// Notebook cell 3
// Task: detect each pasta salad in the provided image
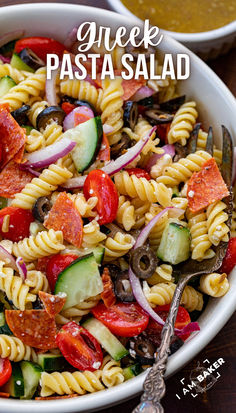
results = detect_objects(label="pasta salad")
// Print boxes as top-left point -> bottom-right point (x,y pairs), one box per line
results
0,33 -> 234,400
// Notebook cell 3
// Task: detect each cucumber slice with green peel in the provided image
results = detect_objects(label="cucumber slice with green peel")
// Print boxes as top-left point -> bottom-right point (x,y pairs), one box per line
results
123,364 -> 143,380
64,116 -> 103,172
37,353 -> 70,372
21,125 -> 34,135
77,246 -> 104,265
83,318 -> 129,361
157,222 -> 191,265
0,75 -> 16,98
55,253 -> 103,310
4,363 -> 24,398
10,53 -> 34,73
20,361 -> 42,399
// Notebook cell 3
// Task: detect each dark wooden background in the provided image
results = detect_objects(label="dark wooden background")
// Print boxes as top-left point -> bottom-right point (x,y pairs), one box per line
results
0,1 -> 235,412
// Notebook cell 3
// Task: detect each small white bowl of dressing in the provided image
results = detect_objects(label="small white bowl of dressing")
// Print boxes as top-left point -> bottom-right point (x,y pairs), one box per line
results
107,0 -> 236,59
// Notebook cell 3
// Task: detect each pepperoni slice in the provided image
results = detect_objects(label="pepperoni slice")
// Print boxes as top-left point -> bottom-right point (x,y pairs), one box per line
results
38,291 -> 66,317
101,267 -> 116,308
44,192 -> 83,248
5,310 -> 57,350
187,158 -> 229,213
0,109 -> 26,169
0,161 -> 33,198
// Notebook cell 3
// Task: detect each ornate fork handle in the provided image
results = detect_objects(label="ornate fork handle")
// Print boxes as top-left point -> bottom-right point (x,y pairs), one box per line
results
132,275 -> 192,413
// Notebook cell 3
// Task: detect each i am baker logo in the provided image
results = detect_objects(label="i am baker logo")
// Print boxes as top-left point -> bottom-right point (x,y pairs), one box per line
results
176,358 -> 225,400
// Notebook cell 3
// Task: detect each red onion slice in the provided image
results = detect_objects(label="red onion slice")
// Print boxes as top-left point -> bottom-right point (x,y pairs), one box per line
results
63,106 -> 94,131
24,137 -> 76,169
145,144 -> 175,172
46,67 -> 58,106
0,245 -> 18,272
128,207 -> 200,335
0,55 -> 11,64
64,27 -> 78,49
63,126 -> 157,189
131,86 -> 155,102
16,257 -> 27,280
0,30 -> 24,48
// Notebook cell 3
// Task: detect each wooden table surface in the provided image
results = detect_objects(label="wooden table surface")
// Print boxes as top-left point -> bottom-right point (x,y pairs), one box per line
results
1,1 -> 235,412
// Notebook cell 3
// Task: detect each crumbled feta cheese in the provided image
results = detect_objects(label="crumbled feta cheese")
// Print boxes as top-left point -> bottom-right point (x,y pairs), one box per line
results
92,361 -> 101,369
16,380 -> 21,386
188,190 -> 195,198
56,292 -> 67,298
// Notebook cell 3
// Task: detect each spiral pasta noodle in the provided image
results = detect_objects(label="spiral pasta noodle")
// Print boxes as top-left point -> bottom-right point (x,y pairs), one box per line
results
25,129 -> 45,153
143,281 -> 203,312
60,79 -> 103,112
67,193 -> 98,218
28,98 -> 49,128
206,201 -> 230,246
145,206 -> 168,250
12,229 -> 65,262
82,221 -> 107,248
0,67 -> 46,110
0,63 -> 31,84
200,273 -> 229,297
167,101 -> 198,146
156,150 -> 212,187
25,269 -> 50,294
56,295 -> 100,325
187,210 -> 215,261
116,195 -> 135,231
101,355 -> 124,388
11,164 -> 72,209
0,335 -> 37,362
0,271 -> 36,310
101,77 -> 124,145
134,117 -> 160,157
114,171 -> 172,205
150,154 -> 172,179
148,264 -> 173,285
104,232 -> 135,262
42,121 -> 63,145
131,198 -> 151,229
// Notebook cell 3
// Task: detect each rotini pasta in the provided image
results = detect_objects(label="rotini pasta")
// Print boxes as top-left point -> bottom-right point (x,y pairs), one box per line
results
200,273 -> 229,297
187,210 -> 215,261
28,98 -> 49,128
143,281 -> 203,312
56,295 -> 100,325
145,205 -> 168,250
0,335 -> 37,362
104,232 -> 135,262
148,264 -> 173,285
167,101 -> 198,146
60,79 -> 103,112
116,195 -> 135,231
114,171 -> 172,205
67,193 -> 98,218
0,63 -> 31,84
196,128 -> 222,165
25,129 -> 45,153
82,221 -> 107,248
101,77 -> 124,145
206,201 -> 230,246
25,269 -> 50,294
11,164 -> 72,209
12,229 -> 65,262
0,267 -> 36,310
101,355 -> 124,388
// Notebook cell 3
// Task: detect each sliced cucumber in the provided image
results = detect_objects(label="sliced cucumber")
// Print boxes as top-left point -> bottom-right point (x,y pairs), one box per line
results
0,75 -> 16,98
4,363 -> 24,398
20,361 -> 42,399
55,253 -> 103,310
64,116 -> 103,172
123,364 -> 143,381
78,246 -> 104,265
22,125 -> 34,135
83,318 -> 129,361
157,221 -> 191,265
37,353 -> 70,372
10,53 -> 34,73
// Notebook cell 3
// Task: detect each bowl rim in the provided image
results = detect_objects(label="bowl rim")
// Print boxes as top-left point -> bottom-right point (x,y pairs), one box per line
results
107,0 -> 236,42
0,3 -> 235,412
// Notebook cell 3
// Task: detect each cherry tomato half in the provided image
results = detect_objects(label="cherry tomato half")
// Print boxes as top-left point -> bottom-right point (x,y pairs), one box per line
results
0,358 -> 12,387
92,302 -> 149,337
220,237 -> 236,275
46,253 -> 78,291
83,170 -> 118,225
56,321 -> 103,371
0,207 -> 34,242
126,168 -> 151,180
145,305 -> 191,343
97,133 -> 110,162
14,37 -> 66,61
61,102 -> 76,115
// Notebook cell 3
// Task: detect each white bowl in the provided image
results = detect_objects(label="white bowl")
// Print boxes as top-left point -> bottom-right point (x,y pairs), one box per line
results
0,3 -> 235,413
107,0 -> 236,59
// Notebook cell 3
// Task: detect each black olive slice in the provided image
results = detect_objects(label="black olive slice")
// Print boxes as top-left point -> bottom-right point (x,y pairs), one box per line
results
19,48 -> 45,70
159,95 -> 186,113
125,44 -> 156,60
129,335 -> 156,364
11,105 -> 30,125
123,101 -> 138,130
101,264 -> 120,279
36,106 -> 66,130
130,245 -> 158,279
110,133 -> 133,160
115,271 -> 134,302
61,95 -> 76,104
145,109 -> 174,124
74,99 -> 97,116
32,197 -> 52,223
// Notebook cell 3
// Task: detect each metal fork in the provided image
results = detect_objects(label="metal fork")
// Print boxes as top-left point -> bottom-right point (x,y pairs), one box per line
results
132,125 -> 233,413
